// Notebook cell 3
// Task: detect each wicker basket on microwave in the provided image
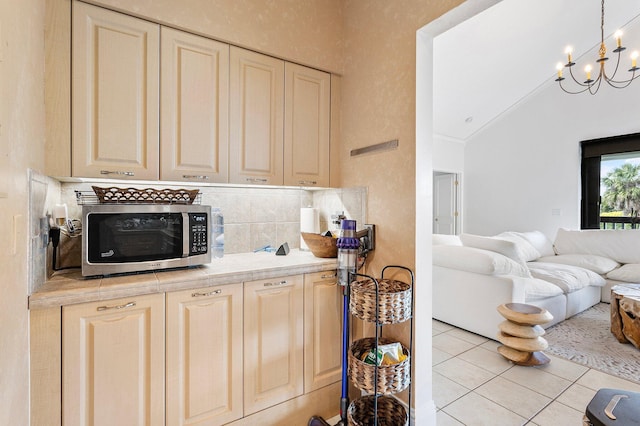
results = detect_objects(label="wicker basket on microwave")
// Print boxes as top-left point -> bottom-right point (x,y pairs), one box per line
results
347,395 -> 408,426
349,278 -> 411,324
91,186 -> 199,204
348,337 -> 411,395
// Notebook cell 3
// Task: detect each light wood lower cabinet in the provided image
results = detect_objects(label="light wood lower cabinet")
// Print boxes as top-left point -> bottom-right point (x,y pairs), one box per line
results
62,294 -> 165,426
52,271 -> 338,425
243,274 -> 304,415
303,271 -> 342,393
166,283 -> 243,426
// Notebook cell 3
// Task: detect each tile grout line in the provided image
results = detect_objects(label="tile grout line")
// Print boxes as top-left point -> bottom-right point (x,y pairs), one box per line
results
435,326 -> 590,424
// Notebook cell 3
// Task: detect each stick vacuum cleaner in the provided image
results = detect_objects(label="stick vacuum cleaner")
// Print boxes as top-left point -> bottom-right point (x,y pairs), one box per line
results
309,219 -> 359,426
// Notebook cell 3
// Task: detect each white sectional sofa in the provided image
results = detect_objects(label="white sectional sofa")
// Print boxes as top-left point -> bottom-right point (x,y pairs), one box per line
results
432,229 -> 640,340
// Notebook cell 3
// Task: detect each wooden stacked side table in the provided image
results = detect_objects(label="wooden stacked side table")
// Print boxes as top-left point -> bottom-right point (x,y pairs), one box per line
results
611,284 -> 640,350
496,303 -> 554,366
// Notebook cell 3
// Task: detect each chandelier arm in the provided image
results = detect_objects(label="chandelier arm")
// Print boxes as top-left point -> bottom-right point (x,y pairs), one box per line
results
603,50 -> 623,82
567,64 -> 591,87
604,73 -> 638,89
588,74 -> 603,95
558,79 -> 592,95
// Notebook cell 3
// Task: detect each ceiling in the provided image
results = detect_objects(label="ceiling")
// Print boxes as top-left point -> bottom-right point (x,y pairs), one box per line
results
433,0 -> 640,142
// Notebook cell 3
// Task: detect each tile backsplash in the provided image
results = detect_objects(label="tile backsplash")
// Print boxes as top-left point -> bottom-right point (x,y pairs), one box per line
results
29,177 -> 367,294
28,170 -> 61,295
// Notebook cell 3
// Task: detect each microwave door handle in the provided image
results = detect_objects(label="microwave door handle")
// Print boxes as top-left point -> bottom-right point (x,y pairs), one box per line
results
182,212 -> 190,257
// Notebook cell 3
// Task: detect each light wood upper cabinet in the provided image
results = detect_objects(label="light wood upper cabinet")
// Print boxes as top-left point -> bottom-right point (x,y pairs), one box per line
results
303,271 -> 342,393
62,294 -> 165,426
72,2 -> 160,180
166,283 -> 243,426
284,63 -> 331,187
160,28 -> 230,183
243,275 -> 304,415
229,47 -> 285,185
62,3 -> 334,185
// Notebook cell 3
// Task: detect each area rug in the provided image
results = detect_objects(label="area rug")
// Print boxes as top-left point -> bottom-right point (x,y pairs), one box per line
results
544,303 -> 640,384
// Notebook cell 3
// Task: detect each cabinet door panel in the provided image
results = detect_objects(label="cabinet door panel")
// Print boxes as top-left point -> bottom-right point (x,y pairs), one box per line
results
161,28 -> 229,183
72,2 -> 159,180
304,271 -> 342,393
166,284 -> 243,425
230,47 -> 284,185
284,63 -> 330,187
244,275 -> 303,415
62,294 -> 165,426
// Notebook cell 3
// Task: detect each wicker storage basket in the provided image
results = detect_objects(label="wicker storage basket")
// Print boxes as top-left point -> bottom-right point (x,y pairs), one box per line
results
348,337 -> 410,395
92,186 -> 199,204
349,278 -> 411,324
347,395 -> 408,426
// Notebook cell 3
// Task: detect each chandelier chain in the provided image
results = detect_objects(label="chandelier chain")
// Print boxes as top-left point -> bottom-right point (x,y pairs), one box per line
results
601,0 -> 605,43
599,0 -> 607,58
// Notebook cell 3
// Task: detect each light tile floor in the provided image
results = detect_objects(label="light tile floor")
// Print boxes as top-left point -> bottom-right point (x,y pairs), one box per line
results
433,319 -> 640,425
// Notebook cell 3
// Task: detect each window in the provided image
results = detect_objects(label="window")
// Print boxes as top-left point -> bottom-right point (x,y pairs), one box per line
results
581,133 -> 640,229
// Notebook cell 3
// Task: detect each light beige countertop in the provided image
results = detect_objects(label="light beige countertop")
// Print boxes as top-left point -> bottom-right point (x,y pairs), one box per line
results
29,250 -> 337,309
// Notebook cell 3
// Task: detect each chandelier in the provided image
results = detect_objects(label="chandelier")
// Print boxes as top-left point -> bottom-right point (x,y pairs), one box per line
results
555,0 -> 640,95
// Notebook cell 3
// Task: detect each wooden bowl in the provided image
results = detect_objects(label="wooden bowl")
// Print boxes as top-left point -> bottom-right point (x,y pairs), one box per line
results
301,232 -> 338,258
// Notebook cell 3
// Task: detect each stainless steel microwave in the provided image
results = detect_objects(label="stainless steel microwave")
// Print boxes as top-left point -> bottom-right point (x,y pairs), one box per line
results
81,204 -> 211,277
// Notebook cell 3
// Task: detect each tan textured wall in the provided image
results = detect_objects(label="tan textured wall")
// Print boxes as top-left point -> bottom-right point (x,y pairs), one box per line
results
340,0 -> 462,277
0,0 -> 46,423
87,0 -> 344,73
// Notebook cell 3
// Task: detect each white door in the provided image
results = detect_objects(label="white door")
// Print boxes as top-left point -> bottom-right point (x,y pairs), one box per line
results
433,172 -> 459,235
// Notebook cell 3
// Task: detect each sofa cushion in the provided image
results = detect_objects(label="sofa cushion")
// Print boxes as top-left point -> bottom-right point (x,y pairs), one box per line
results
460,233 -> 530,265
524,278 -> 564,301
528,262 -> 606,293
554,228 -> 640,264
512,231 -> 555,257
432,234 -> 462,246
497,232 -> 542,261
536,254 -> 620,275
606,263 -> 640,283
432,245 -> 530,277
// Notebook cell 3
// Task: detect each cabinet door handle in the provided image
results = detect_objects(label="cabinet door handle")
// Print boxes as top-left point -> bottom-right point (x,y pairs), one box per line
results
263,280 -> 288,287
183,175 -> 210,180
97,301 -> 136,311
298,180 -> 317,186
100,170 -> 135,176
321,273 -> 337,279
245,178 -> 268,183
192,289 -> 222,297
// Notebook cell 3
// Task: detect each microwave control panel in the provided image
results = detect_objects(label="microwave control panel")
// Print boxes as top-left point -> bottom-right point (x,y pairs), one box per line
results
189,212 -> 209,255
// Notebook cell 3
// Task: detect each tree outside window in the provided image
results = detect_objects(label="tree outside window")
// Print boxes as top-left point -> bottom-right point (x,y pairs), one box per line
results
600,154 -> 640,227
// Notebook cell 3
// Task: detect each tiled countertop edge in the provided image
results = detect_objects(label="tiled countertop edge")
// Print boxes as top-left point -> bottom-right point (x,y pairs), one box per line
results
29,250 -> 337,309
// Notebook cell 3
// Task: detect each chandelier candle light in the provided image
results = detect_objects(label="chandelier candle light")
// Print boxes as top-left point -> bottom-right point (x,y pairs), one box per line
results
555,0 -> 640,94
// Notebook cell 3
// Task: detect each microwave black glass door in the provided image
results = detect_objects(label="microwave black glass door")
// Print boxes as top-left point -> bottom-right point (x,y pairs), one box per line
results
87,213 -> 183,263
